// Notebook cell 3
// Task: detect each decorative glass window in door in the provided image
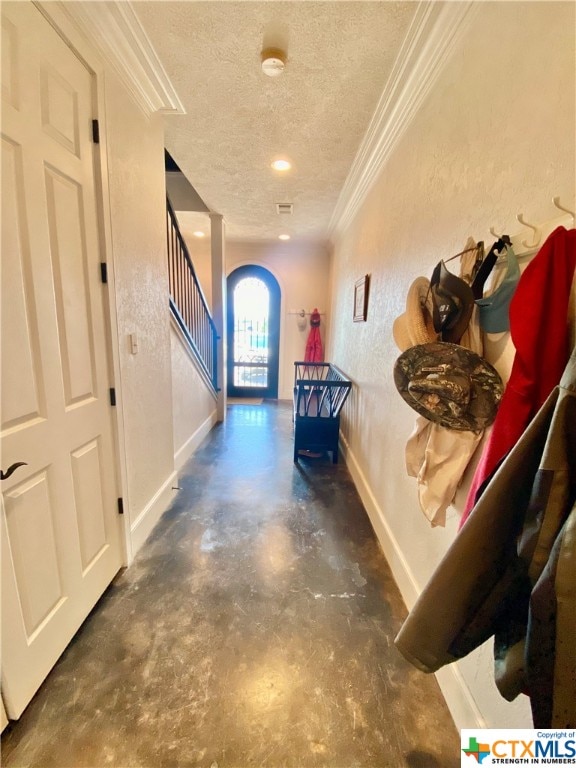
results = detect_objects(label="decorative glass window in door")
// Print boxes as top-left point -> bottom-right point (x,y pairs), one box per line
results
232,277 -> 269,388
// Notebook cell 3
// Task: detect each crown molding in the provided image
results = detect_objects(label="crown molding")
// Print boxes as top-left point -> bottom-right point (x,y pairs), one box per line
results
51,0 -> 185,116
328,0 -> 479,241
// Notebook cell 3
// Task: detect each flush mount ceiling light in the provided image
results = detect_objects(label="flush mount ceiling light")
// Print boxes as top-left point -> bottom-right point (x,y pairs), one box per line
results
261,47 -> 286,77
271,159 -> 291,172
193,231 -> 205,238
278,234 -> 290,241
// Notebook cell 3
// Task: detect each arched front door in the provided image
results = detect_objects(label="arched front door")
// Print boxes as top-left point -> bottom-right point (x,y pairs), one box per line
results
227,265 -> 280,399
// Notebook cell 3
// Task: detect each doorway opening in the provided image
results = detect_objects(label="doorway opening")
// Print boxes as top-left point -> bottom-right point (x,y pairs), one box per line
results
226,265 -> 280,399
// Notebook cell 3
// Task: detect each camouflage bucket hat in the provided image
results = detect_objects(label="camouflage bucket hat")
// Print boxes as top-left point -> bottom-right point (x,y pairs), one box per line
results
393,342 -> 503,431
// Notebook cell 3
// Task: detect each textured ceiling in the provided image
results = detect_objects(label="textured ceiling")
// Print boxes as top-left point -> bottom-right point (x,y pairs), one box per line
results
133,1 -> 418,245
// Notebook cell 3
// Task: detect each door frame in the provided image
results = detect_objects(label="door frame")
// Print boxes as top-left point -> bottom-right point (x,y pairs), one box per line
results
226,264 -> 281,399
35,0 -> 187,564
34,2 -> 132,563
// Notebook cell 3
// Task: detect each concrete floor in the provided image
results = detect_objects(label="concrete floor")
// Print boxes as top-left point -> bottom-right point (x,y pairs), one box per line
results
2,401 -> 460,768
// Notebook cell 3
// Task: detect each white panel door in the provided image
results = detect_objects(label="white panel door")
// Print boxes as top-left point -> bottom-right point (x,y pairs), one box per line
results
1,2 -> 123,718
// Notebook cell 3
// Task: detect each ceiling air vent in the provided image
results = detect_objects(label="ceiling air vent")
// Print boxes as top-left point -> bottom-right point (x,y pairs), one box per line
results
276,203 -> 293,215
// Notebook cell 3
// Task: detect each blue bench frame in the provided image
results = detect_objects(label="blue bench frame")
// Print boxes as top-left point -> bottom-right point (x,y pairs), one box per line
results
293,362 -> 352,464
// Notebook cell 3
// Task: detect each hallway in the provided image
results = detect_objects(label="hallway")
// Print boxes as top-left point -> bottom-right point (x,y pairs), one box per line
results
1,402 -> 460,768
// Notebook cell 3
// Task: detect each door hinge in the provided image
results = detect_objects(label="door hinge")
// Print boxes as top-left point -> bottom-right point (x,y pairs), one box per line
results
92,119 -> 100,144
117,497 -> 124,515
100,262 -> 108,284
109,387 -> 116,406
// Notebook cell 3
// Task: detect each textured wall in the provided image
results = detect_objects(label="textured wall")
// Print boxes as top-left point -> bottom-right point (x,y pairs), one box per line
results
104,74 -> 175,534
182,229 -> 213,310
170,322 -> 217,465
226,241 -> 331,400
328,1 -> 575,729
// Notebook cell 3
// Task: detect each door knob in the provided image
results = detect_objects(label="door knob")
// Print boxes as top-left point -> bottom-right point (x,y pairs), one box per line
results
1,462 -> 28,480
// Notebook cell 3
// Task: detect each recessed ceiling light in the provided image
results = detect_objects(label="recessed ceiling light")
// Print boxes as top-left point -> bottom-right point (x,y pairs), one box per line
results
271,159 -> 291,172
193,231 -> 205,238
278,234 -> 290,241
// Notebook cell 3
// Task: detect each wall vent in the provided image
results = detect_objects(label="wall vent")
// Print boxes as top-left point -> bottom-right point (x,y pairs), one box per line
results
276,203 -> 293,215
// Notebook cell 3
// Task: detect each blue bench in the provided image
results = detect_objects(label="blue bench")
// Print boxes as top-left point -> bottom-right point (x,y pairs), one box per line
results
293,362 -> 352,464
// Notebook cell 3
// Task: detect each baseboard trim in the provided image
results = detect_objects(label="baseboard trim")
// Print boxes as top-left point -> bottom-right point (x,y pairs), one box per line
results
435,665 -> 486,731
1,698 -> 8,733
129,470 -> 177,558
339,433 -> 420,608
174,410 -> 217,471
339,433 -> 485,730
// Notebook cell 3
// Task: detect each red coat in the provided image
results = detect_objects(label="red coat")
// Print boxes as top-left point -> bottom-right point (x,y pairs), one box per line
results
461,227 -> 576,526
304,309 -> 324,363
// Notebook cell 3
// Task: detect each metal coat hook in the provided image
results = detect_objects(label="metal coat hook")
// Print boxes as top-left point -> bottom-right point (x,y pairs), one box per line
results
489,225 -> 503,239
516,213 -> 541,250
296,309 -> 307,330
553,196 -> 575,223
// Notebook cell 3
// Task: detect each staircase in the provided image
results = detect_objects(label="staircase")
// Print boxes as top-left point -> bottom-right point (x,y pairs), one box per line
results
166,197 -> 218,392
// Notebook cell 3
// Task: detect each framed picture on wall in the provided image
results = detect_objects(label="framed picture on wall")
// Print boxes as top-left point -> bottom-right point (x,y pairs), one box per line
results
353,275 -> 370,322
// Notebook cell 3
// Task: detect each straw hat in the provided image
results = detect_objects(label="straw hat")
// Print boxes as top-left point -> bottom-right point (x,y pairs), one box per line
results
393,277 -> 438,352
393,342 -> 503,431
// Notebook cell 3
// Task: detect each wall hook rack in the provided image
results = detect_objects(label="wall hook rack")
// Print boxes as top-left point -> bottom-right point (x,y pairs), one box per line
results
552,196 -> 575,223
516,212 -> 541,250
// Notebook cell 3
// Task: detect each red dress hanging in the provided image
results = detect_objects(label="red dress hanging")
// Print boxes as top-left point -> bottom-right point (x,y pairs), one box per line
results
304,308 -> 324,363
